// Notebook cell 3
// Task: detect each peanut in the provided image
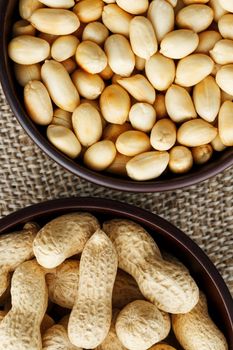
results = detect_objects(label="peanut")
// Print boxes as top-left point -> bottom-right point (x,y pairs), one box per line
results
102,4 -> 132,37
30,9 -> 80,35
147,0 -> 175,43
218,101 -> 233,146
216,64 -> 233,95
52,109 -> 72,129
192,144 -> 213,164
193,76 -> 221,123
209,0 -> 227,21
0,223 -> 39,297
165,84 -> 197,123
0,260 -> 48,350
135,56 -> 146,71
104,34 -> 135,77
42,324 -> 82,350
68,229 -> 118,349
72,103 -> 102,147
169,146 -> 193,173
150,119 -> 176,151
117,75 -> 156,104
129,16 -> 158,60
145,53 -> 176,91
178,119 -> 217,147
218,14 -> 233,40
211,133 -> 227,151
41,60 -> 80,112
12,19 -> 36,37
76,41 -> 107,74
116,130 -> 151,156
14,63 -> 41,87
126,151 -> 169,180
19,0 -> 43,20
103,219 -> 199,313
82,22 -> 109,45
103,123 -> 132,142
115,300 -> 171,350
160,29 -> 199,59
176,4 -> 214,32
116,0 -> 149,14
8,35 -> 50,65
73,0 -> 104,23
210,39 -> 233,65
129,103 -> 156,132
172,292 -> 228,350
175,54 -> 214,87
46,260 -> 79,309
24,80 -> 53,125
106,153 -> 132,176
47,125 -> 81,158
84,140 -> 117,171
154,94 -> 167,119
218,0 -> 233,12
72,70 -> 105,100
51,35 -> 79,62
33,213 -> 100,268
38,0 -> 75,7
196,31 -> 222,54
150,345 -> 176,350
100,84 -> 131,124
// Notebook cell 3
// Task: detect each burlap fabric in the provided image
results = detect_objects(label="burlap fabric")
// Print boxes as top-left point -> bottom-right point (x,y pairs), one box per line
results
0,84 -> 232,294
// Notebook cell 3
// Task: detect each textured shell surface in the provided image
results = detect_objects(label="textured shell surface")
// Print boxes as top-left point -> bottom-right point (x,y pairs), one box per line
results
42,324 -> 82,350
0,260 -> 48,350
115,300 -> 171,350
172,292 -> 228,350
95,308 -> 127,350
68,229 -> 118,349
33,212 -> 100,268
113,269 -> 145,309
103,219 -> 199,313
46,260 -> 79,309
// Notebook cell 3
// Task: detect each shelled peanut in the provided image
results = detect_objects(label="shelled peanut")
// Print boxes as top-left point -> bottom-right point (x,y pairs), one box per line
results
8,0 -> 233,181
0,213 -> 228,349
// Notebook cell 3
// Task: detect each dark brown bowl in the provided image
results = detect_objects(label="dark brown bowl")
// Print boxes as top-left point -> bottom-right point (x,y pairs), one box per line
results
0,197 -> 232,347
1,1 -> 233,192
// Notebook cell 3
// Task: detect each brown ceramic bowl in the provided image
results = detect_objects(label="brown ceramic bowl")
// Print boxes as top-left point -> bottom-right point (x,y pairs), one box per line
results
1,1 -> 233,192
0,197 -> 232,347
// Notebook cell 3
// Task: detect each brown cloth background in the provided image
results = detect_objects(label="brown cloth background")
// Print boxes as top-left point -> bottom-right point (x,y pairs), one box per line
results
0,84 -> 232,294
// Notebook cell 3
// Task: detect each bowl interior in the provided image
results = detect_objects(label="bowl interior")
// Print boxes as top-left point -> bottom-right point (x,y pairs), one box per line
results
0,198 -> 232,346
0,0 -> 233,192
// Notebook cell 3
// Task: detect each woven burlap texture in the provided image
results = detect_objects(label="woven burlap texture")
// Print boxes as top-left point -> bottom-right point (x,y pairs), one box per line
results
0,84 -> 232,294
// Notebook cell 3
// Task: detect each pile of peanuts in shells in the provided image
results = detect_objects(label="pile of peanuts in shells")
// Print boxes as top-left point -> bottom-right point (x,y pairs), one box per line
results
8,0 -> 233,181
0,213 -> 229,349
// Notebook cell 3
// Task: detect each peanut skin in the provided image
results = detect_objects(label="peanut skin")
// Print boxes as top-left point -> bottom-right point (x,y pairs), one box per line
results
0,222 -> 39,297
33,213 -> 100,268
0,260 -> 48,350
172,292 -> 228,350
103,219 -> 199,313
68,229 -> 118,349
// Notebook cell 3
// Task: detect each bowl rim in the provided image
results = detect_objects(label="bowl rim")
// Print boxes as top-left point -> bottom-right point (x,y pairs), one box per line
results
1,2 -> 233,192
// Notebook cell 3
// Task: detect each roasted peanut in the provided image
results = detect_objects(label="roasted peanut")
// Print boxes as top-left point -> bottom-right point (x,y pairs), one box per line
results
106,153 -> 131,176
216,64 -> 233,95
176,4 -> 214,32
104,34 -> 135,77
150,119 -> 176,151
68,229 -> 118,349
0,260 -> 48,350
169,146 -> 193,173
196,31 -> 222,54
209,0 -> 227,21
41,60 -> 80,112
33,213 -> 100,268
72,70 -> 105,100
147,0 -> 175,43
19,0 -> 43,20
14,63 -> 41,87
12,19 -> 36,37
72,103 -> 102,147
73,0 -> 104,23
210,39 -> 233,65
102,4 -> 132,37
172,292 -> 228,350
192,144 -> 213,165
30,8 -> 80,35
82,22 -> 109,45
38,0 -> 75,7
100,84 -> 131,124
218,0 -> 233,12
218,14 -> 233,40
177,119 -> 217,147
51,35 -> 79,62
103,219 -> 199,313
165,84 -> 197,123
76,41 -> 107,74
8,35 -> 50,65
129,103 -> 156,132
116,0 -> 149,14
24,80 -> 53,125
154,94 -> 167,119
84,140 -> 117,171
211,134 -> 227,151
103,123 -> 132,142
126,151 -> 170,180
117,74 -> 156,104
145,53 -> 175,91
116,300 -> 171,350
218,101 -> 233,146
47,125 -> 81,158
116,130 -> 151,156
